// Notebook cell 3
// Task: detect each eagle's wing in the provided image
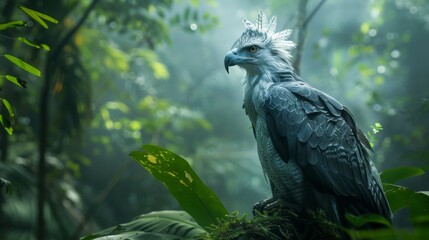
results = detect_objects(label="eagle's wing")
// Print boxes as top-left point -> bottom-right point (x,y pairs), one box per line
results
263,80 -> 391,220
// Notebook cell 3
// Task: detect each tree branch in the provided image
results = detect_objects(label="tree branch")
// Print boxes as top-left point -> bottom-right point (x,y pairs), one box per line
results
292,0 -> 308,74
293,0 -> 327,74
303,0 -> 327,28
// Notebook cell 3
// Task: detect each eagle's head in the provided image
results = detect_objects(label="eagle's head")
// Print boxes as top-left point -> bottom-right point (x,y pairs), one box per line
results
224,11 -> 295,76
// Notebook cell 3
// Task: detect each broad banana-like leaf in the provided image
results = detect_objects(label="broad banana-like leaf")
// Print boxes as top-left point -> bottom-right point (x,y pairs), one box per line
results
130,145 -> 228,229
81,210 -> 205,240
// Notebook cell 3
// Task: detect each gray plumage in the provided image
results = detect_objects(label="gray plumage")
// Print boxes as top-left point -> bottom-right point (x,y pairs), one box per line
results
224,12 -> 392,226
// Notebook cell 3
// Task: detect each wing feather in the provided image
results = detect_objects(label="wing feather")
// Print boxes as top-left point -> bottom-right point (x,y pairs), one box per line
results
263,81 -> 392,220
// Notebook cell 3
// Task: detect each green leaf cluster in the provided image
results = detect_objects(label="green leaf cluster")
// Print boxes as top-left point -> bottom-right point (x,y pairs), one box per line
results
381,167 -> 428,227
345,167 -> 429,239
18,6 -> 58,29
367,122 -> 383,148
0,5 -> 57,135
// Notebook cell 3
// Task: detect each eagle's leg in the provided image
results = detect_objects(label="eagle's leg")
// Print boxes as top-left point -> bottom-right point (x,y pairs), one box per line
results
253,197 -> 299,215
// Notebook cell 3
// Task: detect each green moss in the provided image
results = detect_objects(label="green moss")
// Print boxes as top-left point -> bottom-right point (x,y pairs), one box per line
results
195,210 -> 343,240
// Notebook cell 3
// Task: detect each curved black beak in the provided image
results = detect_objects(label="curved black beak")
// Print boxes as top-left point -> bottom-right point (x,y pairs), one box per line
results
224,49 -> 238,74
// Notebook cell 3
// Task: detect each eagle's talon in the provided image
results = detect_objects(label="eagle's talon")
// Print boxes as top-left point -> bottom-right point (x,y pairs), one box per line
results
253,197 -> 277,215
253,198 -> 298,216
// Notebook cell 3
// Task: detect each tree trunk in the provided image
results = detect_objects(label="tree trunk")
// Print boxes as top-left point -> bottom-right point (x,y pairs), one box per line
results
36,1 -> 100,239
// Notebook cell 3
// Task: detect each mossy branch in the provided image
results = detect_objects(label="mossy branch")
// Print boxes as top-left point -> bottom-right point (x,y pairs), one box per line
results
196,209 -> 343,240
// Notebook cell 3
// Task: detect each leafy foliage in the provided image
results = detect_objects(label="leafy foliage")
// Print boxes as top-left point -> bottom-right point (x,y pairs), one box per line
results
367,122 -> 383,148
0,5 -> 56,135
345,166 -> 429,239
383,183 -> 416,213
379,167 -> 426,214
130,145 -> 228,229
0,159 -> 83,239
81,211 -> 205,240
18,6 -> 58,29
84,145 -> 429,239
380,166 -> 425,184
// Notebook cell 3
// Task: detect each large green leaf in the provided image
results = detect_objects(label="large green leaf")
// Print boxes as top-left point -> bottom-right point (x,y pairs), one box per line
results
410,191 -> 429,228
130,145 -> 228,229
81,210 -> 206,240
380,167 -> 425,184
383,183 -> 415,213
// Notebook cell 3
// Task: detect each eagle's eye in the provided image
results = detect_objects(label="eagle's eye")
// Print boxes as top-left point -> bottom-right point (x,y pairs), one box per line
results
248,45 -> 258,53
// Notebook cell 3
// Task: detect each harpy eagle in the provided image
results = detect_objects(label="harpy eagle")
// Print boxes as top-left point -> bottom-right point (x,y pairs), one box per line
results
224,12 -> 392,226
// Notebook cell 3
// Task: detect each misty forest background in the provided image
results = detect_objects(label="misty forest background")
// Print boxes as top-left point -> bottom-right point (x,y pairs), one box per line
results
1,0 -> 428,239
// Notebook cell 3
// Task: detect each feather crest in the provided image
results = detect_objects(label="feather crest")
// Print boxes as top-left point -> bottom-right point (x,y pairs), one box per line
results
236,12 -> 295,63
239,11 -> 294,45
242,11 -> 289,38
